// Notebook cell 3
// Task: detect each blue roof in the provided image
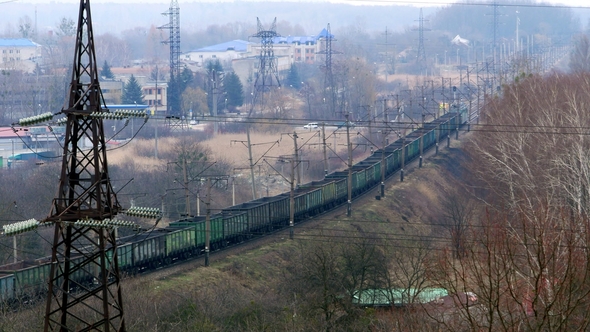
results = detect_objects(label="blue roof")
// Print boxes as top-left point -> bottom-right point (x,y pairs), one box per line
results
0,38 -> 37,47
272,29 -> 334,45
317,28 -> 334,39
194,40 -> 250,52
105,104 -> 149,110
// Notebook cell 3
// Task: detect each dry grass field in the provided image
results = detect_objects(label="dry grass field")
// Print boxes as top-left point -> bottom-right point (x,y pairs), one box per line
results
108,122 -> 372,190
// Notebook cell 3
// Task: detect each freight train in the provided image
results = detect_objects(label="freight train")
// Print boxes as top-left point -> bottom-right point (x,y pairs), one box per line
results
0,106 -> 468,304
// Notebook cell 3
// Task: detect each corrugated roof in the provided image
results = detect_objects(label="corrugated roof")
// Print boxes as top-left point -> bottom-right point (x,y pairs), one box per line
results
194,40 -> 250,53
352,288 -> 449,307
0,38 -> 38,47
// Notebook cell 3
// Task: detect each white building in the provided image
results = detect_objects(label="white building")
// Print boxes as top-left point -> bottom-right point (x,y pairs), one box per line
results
183,40 -> 250,69
0,39 -> 41,72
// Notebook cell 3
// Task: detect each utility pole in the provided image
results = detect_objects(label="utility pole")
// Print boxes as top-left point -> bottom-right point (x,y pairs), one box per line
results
292,132 -> 301,186
232,136 -> 279,200
154,65 -> 159,159
183,157 -> 190,217
212,69 -> 219,136
380,126 -> 387,198
289,159 -> 295,239
346,113 -> 352,217
322,123 -> 329,176
246,127 -> 257,199
205,177 -> 211,266
400,129 -> 406,182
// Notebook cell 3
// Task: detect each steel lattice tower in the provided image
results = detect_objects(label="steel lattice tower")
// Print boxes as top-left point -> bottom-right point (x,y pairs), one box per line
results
317,23 -> 339,115
414,8 -> 430,74
158,0 -> 181,118
249,17 -> 280,113
43,0 -> 125,330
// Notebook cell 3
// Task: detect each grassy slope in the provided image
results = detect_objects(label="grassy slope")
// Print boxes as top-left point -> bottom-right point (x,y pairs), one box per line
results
118,140 -> 472,331
5,139 -> 471,331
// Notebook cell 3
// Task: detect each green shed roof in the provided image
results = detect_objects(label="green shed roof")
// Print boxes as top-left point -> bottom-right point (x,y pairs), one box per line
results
352,288 -> 448,307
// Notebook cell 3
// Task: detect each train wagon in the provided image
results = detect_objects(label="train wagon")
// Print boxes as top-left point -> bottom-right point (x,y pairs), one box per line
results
223,201 -> 271,235
300,179 -> 337,210
281,186 -> 323,222
116,241 -> 134,273
357,157 -> 382,188
0,273 -> 14,302
251,196 -> 289,229
165,227 -> 196,263
170,215 -> 225,250
132,229 -> 169,269
3,261 -> 51,299
222,211 -> 248,243
325,171 -> 350,205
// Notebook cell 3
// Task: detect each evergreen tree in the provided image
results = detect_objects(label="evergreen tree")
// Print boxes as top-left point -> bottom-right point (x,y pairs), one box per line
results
286,64 -> 302,89
122,75 -> 144,104
101,60 -> 115,79
224,72 -> 244,109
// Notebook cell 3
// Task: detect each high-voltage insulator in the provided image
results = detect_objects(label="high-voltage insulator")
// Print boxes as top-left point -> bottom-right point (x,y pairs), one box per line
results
55,117 -> 68,126
90,110 -> 147,120
18,112 -> 54,126
125,206 -> 161,219
73,218 -> 140,230
3,218 -> 40,236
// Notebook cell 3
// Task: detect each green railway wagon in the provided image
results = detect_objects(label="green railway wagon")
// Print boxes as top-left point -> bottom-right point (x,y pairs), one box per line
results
421,124 -> 437,150
222,211 -> 248,242
116,242 -> 134,272
325,172 -> 349,204
166,227 -> 195,260
6,261 -> 51,298
192,215 -> 224,249
251,196 -> 289,228
351,168 -> 366,194
304,187 -> 323,216
0,273 -> 14,302
169,215 -> 225,249
357,157 -> 382,187
301,180 -> 336,208
404,136 -> 421,161
287,186 -> 323,221
224,201 -> 271,234
133,230 -> 168,268
384,141 -> 404,170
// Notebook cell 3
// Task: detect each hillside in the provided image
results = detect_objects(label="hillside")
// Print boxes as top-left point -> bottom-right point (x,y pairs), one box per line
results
1,136 -> 472,331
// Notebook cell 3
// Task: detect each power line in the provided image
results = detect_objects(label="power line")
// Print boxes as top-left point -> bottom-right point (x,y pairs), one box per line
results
343,0 -> 590,9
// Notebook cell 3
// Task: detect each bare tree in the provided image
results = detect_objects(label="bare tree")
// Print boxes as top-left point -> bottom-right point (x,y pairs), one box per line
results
441,190 -> 474,259
569,34 -> 590,73
430,72 -> 590,331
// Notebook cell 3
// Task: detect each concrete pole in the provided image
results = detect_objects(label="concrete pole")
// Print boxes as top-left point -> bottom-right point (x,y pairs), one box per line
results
322,123 -> 328,176
247,126 -> 257,200
346,114 -> 353,217
289,160 -> 295,239
205,178 -> 211,266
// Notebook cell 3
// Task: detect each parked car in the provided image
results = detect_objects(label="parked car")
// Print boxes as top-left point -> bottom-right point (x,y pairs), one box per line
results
303,122 -> 318,129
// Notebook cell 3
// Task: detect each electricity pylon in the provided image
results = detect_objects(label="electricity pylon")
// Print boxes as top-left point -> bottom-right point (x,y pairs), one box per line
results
43,0 -> 126,330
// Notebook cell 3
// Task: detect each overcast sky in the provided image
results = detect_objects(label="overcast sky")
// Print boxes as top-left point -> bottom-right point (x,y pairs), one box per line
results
5,0 -> 590,7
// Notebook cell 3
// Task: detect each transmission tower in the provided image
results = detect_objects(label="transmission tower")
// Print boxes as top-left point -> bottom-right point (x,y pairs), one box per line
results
159,0 -> 184,129
414,8 -> 430,75
317,23 -> 340,116
488,0 -> 501,71
249,17 -> 281,114
42,0 -> 126,330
